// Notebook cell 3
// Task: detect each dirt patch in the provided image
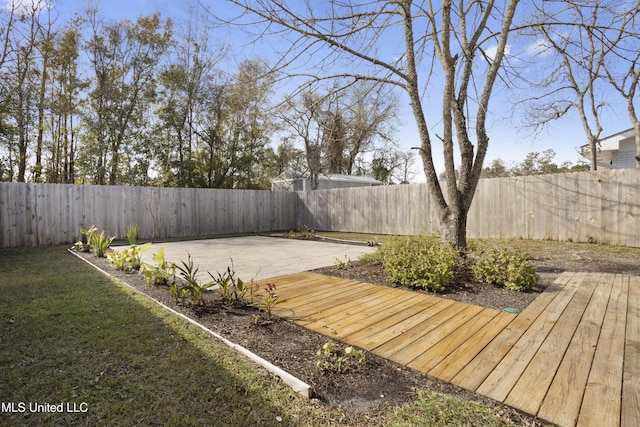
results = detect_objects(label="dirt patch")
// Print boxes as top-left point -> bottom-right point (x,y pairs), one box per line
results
72,241 -> 640,426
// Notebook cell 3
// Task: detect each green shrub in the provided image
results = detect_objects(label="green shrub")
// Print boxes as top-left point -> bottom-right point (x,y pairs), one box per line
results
359,249 -> 384,265
80,225 -> 97,250
472,248 -> 539,291
370,235 -> 460,292
503,252 -> 539,291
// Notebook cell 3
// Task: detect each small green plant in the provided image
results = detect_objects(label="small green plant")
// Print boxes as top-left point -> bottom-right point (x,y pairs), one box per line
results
345,346 -> 367,364
73,225 -> 98,252
210,261 -> 248,304
126,224 -> 139,245
258,283 -> 280,320
174,254 -> 214,307
169,281 -> 187,305
316,342 -> 367,373
368,235 -> 460,292
130,242 -> 151,270
78,225 -> 115,257
107,243 -> 151,271
107,249 -> 128,270
142,248 -> 176,286
92,229 -> 115,258
333,255 -> 351,269
472,247 -> 539,291
81,225 -> 97,245
71,241 -> 87,252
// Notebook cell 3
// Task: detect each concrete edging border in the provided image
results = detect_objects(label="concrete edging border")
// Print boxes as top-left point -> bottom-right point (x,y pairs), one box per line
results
68,249 -> 312,398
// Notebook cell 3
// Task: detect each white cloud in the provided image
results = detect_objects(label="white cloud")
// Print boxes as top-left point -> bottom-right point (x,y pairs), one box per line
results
525,39 -> 553,57
485,44 -> 511,61
1,0 -> 50,14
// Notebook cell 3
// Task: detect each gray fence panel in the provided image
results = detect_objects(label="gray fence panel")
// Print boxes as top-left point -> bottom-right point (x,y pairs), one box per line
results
2,169 -> 640,248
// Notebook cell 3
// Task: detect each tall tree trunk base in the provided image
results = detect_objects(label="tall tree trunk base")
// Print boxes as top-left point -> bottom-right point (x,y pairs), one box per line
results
441,210 -> 468,249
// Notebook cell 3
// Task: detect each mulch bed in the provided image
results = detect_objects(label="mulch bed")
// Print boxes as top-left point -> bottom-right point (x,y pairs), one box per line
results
72,248 -> 553,426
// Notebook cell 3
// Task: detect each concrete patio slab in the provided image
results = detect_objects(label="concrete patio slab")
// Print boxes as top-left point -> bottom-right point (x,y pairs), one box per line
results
137,235 -> 375,282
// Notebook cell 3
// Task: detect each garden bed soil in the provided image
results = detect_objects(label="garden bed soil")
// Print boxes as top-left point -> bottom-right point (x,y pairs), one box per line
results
73,242 -> 640,426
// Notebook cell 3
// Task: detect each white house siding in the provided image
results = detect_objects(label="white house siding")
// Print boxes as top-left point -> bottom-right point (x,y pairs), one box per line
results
610,139 -> 637,169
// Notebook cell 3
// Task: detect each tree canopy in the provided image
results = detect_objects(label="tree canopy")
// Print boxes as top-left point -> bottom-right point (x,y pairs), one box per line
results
0,1 -> 403,188
482,149 -> 590,178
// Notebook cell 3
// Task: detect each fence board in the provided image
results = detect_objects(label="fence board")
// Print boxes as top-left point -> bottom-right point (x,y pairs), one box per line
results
294,169 -> 640,248
0,183 -> 298,247
2,168 -> 640,248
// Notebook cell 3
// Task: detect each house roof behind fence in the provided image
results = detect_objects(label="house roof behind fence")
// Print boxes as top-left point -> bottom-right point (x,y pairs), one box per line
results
271,170 -> 382,185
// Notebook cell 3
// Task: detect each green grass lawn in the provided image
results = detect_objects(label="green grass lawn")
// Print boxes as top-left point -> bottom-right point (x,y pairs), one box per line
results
0,245 -> 522,426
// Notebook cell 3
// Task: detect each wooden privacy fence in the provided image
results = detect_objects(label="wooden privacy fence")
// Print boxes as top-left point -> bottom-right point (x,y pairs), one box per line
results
0,184 -> 296,247
296,168 -> 640,248
1,168 -> 639,248
296,183 -> 440,236
468,169 -> 640,246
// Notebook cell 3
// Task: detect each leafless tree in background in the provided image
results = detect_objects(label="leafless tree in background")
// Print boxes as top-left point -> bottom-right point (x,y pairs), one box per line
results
224,0 -> 519,248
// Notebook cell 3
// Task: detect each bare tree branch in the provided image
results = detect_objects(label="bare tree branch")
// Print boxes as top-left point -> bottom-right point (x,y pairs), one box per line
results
218,0 -> 520,247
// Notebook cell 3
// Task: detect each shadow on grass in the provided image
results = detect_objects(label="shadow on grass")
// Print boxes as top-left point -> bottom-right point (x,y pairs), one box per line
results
0,246 -> 331,426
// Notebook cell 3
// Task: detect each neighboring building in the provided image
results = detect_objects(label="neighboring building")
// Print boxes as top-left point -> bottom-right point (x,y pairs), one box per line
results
580,128 -> 638,169
271,170 -> 383,191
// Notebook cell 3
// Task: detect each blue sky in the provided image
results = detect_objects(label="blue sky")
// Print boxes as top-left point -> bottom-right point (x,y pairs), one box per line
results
17,0 -> 636,180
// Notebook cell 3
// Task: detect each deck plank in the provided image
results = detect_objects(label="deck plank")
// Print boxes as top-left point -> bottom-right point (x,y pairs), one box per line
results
340,295 -> 443,350
504,273 -> 602,415
274,284 -> 363,311
299,288 -> 416,335
387,304 -> 485,366
276,282 -> 379,312
429,311 -> 515,381
270,277 -> 361,302
269,281 -> 368,319
476,272 -> 588,402
578,274 -> 628,427
373,301 -> 467,359
292,285 -> 406,320
331,294 -> 427,339
451,272 -> 573,391
259,271 -> 338,289
298,292 -> 411,333
408,307 -> 503,372
260,277 -> 354,306
622,275 -> 640,427
537,273 -> 614,426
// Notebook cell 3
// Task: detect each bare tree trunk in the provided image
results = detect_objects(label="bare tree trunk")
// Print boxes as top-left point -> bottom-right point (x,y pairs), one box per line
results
589,135 -> 598,171
626,85 -> 640,168
68,116 -> 75,183
35,59 -> 48,182
633,121 -> 640,168
442,208 -> 468,249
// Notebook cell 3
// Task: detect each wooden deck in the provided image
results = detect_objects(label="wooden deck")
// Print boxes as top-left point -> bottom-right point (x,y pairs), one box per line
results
257,271 -> 639,427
